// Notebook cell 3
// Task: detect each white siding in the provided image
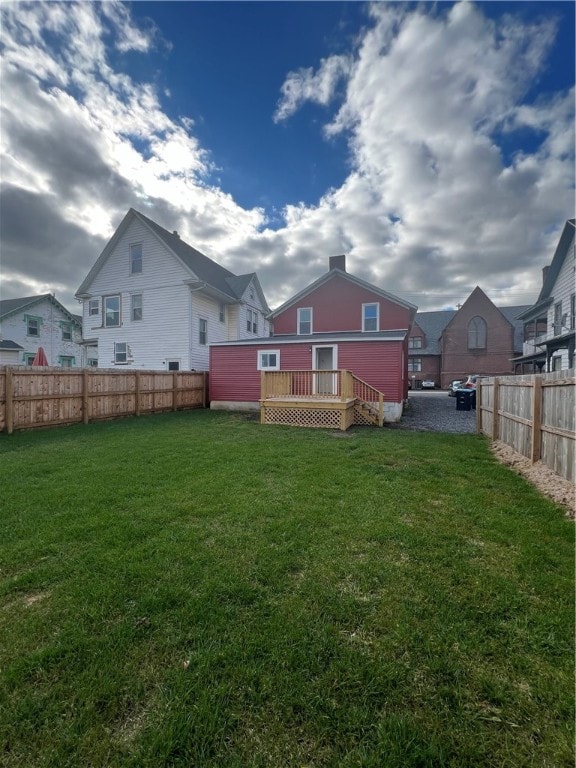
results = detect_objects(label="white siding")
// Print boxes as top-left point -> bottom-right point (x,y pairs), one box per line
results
0,299 -> 83,366
546,232 -> 575,370
237,279 -> 271,340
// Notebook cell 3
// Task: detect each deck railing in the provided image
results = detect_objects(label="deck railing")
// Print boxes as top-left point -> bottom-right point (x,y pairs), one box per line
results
261,370 -> 384,426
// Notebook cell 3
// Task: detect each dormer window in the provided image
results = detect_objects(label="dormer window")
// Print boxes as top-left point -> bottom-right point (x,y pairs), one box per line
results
130,243 -> 142,274
362,303 -> 379,332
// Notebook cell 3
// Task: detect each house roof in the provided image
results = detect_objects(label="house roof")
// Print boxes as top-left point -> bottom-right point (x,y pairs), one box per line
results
269,267 -> 418,320
0,294 -> 81,325
410,302 -> 530,356
0,339 -> 24,350
76,208 -> 270,311
517,219 -> 575,321
211,330 -> 408,346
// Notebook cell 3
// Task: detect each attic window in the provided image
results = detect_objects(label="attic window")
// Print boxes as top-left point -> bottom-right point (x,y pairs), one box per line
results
24,315 -> 42,336
468,316 -> 486,349
60,322 -> 73,341
297,308 -> 312,335
130,243 -> 142,274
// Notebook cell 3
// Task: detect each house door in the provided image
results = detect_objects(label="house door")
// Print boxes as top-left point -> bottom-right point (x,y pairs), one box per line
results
313,346 -> 337,395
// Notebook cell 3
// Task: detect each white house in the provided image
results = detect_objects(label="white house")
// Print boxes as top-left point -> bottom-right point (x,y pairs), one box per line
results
75,208 -> 270,371
514,219 -> 575,372
0,294 -> 84,367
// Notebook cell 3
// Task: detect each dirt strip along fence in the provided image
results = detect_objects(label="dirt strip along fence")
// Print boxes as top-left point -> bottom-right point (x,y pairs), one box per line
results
0,367 -> 208,434
477,369 -> 575,483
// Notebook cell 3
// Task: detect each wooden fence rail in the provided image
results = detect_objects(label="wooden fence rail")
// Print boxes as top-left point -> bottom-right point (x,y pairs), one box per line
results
477,369 -> 575,482
0,367 -> 208,434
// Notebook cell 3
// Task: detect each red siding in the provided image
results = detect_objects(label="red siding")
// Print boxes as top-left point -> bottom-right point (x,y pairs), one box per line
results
210,340 -> 404,404
274,274 -> 411,335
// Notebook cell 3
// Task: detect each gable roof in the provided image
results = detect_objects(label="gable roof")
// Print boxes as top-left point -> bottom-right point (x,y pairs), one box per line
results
0,339 -> 24,350
0,294 -> 81,325
517,219 -> 575,321
76,208 -> 269,309
269,267 -> 418,320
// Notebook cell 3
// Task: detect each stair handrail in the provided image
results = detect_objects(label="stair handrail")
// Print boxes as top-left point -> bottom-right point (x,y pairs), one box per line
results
350,373 -> 385,426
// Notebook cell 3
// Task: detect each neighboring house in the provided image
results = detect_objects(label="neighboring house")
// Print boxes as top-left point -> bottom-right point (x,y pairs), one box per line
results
513,219 -> 575,373
210,255 -> 417,421
75,208 -> 270,370
0,294 -> 83,367
408,289 -> 529,388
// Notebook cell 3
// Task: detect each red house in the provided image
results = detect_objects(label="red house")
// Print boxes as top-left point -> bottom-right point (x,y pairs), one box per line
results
210,256 -> 417,425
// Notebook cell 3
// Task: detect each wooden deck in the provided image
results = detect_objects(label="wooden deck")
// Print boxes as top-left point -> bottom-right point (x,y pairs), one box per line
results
260,371 -> 384,430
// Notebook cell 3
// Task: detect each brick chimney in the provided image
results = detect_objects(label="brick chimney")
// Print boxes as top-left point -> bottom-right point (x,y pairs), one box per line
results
542,265 -> 550,285
329,254 -> 346,272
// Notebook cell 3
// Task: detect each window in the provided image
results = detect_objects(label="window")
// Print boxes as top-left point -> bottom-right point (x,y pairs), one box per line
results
131,294 -> 143,321
89,299 -> 99,316
114,342 -> 128,364
408,358 -> 422,372
58,356 -> 75,368
104,295 -> 121,327
87,358 -> 98,368
257,350 -> 280,370
247,309 -> 258,334
468,316 -> 486,349
297,307 -> 312,335
24,353 -> 36,365
409,336 -> 422,349
167,361 -> 180,371
61,322 -> 72,341
362,303 -> 379,332
570,294 -> 575,330
130,243 -> 142,274
26,316 -> 40,336
219,302 -> 226,323
553,301 -> 563,335
199,318 -> 207,345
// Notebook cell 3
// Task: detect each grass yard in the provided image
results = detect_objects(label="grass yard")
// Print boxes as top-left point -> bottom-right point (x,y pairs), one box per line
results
0,411 -> 573,767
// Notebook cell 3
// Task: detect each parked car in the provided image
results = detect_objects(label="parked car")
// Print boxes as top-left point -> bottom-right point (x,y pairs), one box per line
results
448,380 -> 462,396
461,374 -> 487,389
421,378 -> 436,389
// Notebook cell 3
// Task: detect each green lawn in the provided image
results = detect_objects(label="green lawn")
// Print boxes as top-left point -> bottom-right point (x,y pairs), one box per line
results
0,411 -> 573,767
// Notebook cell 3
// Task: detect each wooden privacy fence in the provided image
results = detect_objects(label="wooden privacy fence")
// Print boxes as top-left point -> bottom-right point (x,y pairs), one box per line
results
477,369 -> 575,482
0,367 -> 208,434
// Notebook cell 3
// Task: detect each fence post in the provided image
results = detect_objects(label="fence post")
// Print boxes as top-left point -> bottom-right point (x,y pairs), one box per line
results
82,369 -> 89,424
491,378 -> 500,441
378,392 -> 384,427
476,380 -> 482,433
202,372 -> 207,409
172,371 -> 178,411
135,371 -> 141,416
531,376 -> 542,463
6,367 -> 14,435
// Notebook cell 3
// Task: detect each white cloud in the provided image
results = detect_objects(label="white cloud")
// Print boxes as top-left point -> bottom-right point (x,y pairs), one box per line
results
0,0 -> 573,314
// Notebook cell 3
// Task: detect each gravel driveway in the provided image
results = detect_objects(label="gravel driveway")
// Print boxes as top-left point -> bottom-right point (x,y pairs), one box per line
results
394,390 -> 477,433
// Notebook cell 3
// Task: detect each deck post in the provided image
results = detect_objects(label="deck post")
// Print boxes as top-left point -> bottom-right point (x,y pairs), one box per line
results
378,392 -> 384,427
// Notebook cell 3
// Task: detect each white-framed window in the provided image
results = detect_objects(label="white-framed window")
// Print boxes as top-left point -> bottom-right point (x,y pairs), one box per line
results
104,295 -> 121,327
131,294 -> 143,321
570,294 -> 575,330
257,350 -> 280,370
88,299 -> 99,316
199,318 -> 207,345
130,243 -> 143,274
362,303 -> 379,332
23,353 -> 36,365
114,342 -> 128,364
247,309 -> 258,334
87,358 -> 98,368
408,358 -> 422,372
409,336 -> 422,349
103,294 -> 120,328
219,302 -> 226,323
297,307 -> 312,335
468,316 -> 486,349
553,301 -> 563,335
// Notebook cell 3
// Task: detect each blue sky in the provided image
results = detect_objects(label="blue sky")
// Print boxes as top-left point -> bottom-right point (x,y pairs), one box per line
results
1,1 -> 574,312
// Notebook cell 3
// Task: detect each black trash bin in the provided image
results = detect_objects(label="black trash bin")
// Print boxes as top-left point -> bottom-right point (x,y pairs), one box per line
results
456,389 -> 472,411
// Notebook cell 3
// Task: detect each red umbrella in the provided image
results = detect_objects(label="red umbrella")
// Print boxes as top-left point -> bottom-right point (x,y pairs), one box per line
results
32,346 -> 48,366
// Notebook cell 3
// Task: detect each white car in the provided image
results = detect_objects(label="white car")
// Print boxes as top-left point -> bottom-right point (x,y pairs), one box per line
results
421,379 -> 436,389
